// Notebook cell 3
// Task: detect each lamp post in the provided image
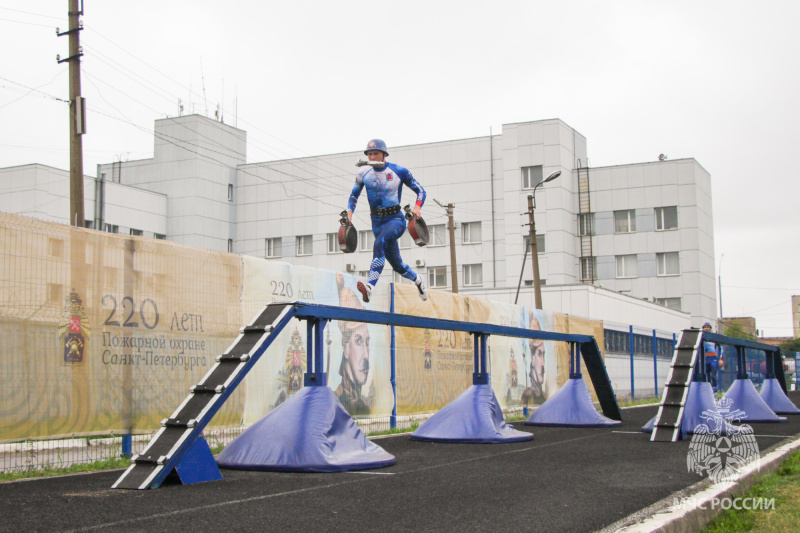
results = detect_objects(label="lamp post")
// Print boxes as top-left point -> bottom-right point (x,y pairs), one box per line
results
515,170 -> 561,308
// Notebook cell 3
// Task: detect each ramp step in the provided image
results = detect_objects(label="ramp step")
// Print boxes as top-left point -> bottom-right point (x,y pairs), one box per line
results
190,384 -> 226,394
240,324 -> 274,334
216,353 -> 251,362
162,417 -> 197,428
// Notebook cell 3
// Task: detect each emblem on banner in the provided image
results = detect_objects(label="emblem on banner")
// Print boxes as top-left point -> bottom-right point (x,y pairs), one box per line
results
58,290 -> 91,365
687,397 -> 760,484
423,329 -> 432,370
286,327 -> 307,394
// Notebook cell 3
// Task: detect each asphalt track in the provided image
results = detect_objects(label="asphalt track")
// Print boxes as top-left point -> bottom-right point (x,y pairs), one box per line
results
4,392 -> 800,533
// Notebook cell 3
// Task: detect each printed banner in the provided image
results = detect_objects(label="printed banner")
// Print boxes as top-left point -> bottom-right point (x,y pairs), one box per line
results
241,258 -> 394,423
0,214 -> 243,440
0,213 -> 608,442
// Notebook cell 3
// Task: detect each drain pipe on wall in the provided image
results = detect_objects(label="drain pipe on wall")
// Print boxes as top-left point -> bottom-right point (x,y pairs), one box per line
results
489,127 -> 497,287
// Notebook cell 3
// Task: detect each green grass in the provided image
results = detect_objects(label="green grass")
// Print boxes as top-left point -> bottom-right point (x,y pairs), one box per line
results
617,396 -> 662,408
0,456 -> 131,483
365,421 -> 422,436
700,449 -> 800,532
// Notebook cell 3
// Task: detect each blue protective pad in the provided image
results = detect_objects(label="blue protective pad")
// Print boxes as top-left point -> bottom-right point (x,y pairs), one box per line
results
759,378 -> 800,415
410,384 -> 534,443
681,381 -> 737,436
723,378 -> 787,423
524,378 -> 621,427
216,386 -> 395,472
641,382 -> 738,435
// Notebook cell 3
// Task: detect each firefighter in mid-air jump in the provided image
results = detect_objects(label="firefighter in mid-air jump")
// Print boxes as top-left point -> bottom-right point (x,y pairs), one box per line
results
346,139 -> 428,303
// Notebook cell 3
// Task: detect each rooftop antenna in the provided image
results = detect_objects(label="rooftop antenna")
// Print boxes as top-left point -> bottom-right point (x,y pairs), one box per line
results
220,79 -> 224,123
200,58 -> 209,117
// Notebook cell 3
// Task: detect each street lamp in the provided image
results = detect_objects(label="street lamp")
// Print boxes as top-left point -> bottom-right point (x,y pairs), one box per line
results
515,170 -> 561,308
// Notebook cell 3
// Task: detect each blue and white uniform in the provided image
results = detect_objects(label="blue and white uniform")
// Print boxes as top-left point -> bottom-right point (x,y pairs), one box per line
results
347,162 -> 426,287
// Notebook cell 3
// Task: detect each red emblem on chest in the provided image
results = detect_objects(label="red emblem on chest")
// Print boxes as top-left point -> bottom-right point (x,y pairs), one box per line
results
386,173 -> 393,180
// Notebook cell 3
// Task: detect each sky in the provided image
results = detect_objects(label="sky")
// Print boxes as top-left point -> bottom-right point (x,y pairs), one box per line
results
2,1 -> 798,337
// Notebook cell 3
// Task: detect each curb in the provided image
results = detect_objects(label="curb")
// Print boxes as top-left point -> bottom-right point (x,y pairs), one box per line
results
600,433 -> 800,532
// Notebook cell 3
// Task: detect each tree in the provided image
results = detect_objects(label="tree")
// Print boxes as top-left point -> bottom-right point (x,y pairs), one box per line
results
723,322 -> 756,340
779,337 -> 800,353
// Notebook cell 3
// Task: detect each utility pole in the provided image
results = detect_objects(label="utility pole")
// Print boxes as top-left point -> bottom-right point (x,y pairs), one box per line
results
57,0 -> 85,227
527,194 -> 543,309
435,199 -> 458,293
514,171 -> 561,308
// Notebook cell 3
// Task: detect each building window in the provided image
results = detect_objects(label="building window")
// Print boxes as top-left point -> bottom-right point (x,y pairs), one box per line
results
655,297 -> 682,311
227,184 -> 234,202
580,257 -> 596,281
266,237 -> 282,258
523,234 -> 546,254
359,230 -> 375,252
463,264 -> 483,286
84,220 -> 94,229
579,213 -> 595,236
428,224 -> 447,247
657,252 -> 680,276
358,270 -> 370,279
327,233 -> 342,254
48,238 -> 64,258
130,228 -> 143,236
296,235 -> 313,256
614,210 -> 636,233
399,231 -> 413,249
103,223 -> 119,234
521,165 -> 543,190
228,239 -> 234,253
524,279 -> 545,287
462,222 -> 482,244
655,206 -> 678,231
429,266 -> 448,288
616,254 -> 638,278
154,233 -> 166,240
48,283 -> 61,304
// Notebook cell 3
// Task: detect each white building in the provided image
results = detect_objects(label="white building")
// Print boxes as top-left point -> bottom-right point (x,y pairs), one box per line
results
0,114 -> 715,328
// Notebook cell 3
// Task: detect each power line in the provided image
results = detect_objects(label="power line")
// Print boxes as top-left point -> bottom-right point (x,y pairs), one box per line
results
0,7 -> 63,20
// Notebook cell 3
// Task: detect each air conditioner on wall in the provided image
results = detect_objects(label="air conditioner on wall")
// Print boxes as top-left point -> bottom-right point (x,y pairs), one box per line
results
415,259 -> 426,267
346,264 -> 356,272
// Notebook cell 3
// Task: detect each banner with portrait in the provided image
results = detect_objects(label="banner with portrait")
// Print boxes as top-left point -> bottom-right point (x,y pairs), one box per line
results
241,258 -> 395,424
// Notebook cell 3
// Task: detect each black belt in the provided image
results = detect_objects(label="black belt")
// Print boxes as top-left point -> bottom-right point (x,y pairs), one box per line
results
370,205 -> 401,217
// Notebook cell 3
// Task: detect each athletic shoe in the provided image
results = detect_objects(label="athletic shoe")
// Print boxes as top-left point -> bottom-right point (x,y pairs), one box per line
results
415,276 -> 428,302
357,281 -> 372,303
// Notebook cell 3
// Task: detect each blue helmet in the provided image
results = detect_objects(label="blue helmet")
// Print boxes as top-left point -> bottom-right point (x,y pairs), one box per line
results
365,139 -> 388,156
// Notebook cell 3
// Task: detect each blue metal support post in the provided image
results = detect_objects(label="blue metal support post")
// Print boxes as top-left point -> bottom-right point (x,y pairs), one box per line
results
390,284 -> 397,429
473,334 -> 489,385
629,325 -> 635,400
304,318 -> 328,386
652,329 -> 658,397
